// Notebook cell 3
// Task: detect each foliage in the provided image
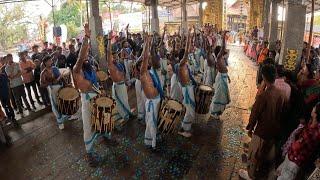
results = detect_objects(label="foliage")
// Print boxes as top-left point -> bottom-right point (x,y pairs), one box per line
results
47,2 -> 83,39
315,15 -> 320,26
0,4 -> 28,50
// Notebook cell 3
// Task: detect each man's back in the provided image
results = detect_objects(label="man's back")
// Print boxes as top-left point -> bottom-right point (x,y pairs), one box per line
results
247,85 -> 286,140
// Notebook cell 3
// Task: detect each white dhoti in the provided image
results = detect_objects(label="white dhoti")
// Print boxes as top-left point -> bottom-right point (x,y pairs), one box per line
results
170,73 -> 183,102
81,92 -> 99,153
276,155 -> 300,180
112,81 -> 131,121
144,95 -> 161,148
204,65 -> 216,87
200,56 -> 205,74
47,84 -> 68,124
160,58 -> 169,86
124,59 -> 133,83
194,49 -> 201,73
181,84 -> 195,132
135,79 -> 146,120
210,72 -> 230,115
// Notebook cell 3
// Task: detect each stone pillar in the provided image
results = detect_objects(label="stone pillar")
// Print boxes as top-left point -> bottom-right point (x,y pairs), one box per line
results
268,0 -> 279,50
151,0 -> 159,33
181,0 -> 188,34
263,0 -> 271,40
279,0 -> 306,71
89,0 -> 107,70
199,0 -> 203,25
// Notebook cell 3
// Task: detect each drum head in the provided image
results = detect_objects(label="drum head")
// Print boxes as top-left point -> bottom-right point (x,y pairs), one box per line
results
95,97 -> 113,108
58,87 -> 79,100
59,68 -> 70,76
96,71 -> 108,81
199,85 -> 213,92
166,100 -> 183,111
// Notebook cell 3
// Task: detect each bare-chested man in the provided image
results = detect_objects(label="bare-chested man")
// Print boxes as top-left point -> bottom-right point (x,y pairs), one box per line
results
134,58 -> 146,124
177,29 -> 197,138
40,56 -> 77,130
203,31 -> 217,87
210,31 -> 231,119
141,34 -> 164,150
73,24 -> 117,167
107,31 -> 132,123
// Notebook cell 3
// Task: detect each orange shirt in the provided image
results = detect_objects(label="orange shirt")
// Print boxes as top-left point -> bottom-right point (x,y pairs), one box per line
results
258,48 -> 269,64
19,59 -> 35,83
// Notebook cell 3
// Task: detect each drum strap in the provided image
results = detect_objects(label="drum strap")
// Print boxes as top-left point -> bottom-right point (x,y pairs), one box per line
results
149,69 -> 164,99
147,96 -> 160,128
115,62 -> 126,73
83,70 -> 98,87
52,66 -> 60,78
183,86 -> 196,109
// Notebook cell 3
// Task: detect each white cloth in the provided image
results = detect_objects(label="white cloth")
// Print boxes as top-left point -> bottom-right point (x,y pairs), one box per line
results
194,48 -> 201,73
81,92 -> 99,153
160,58 -> 169,85
204,65 -> 216,87
124,59 -> 133,83
170,73 -> 183,102
277,155 -> 300,180
144,95 -> 161,148
112,81 -> 131,120
135,79 -> 146,120
210,72 -> 230,115
181,84 -> 195,132
47,84 -> 68,124
200,56 -> 205,74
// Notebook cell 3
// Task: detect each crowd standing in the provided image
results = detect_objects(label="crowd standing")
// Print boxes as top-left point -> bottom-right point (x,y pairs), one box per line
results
239,27 -> 320,179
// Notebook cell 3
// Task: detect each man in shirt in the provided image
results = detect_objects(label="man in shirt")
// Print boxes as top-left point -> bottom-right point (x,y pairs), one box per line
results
5,54 -> 32,116
19,52 -> 42,109
239,64 -> 286,180
31,45 -> 44,62
53,47 -> 67,68
0,72 -> 18,128
274,66 -> 291,102
66,44 -> 78,69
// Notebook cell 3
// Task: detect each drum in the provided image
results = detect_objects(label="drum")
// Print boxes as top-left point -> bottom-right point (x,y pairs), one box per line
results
308,168 -> 320,180
59,68 -> 71,85
195,85 -> 214,114
90,96 -> 115,133
158,98 -> 186,134
57,87 -> 80,115
96,70 -> 108,91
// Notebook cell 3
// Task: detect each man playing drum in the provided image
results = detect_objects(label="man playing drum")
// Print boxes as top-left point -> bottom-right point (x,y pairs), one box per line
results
107,31 -> 133,124
177,29 -> 197,138
141,34 -> 164,151
40,56 -> 77,130
210,31 -> 231,120
73,24 -> 117,167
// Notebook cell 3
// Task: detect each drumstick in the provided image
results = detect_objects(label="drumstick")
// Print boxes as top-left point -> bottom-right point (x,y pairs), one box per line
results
69,67 -> 75,87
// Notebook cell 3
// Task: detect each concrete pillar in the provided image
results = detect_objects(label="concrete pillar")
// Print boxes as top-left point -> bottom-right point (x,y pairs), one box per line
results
151,0 -> 159,33
89,0 -> 107,70
262,0 -> 271,40
268,0 -> 279,50
181,0 -> 188,34
279,0 -> 306,71
199,0 -> 203,25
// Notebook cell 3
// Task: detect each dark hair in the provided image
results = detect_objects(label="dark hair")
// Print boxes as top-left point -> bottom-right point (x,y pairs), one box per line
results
6,54 -> 12,57
42,55 -> 52,66
306,64 -> 315,79
314,102 -> 320,122
262,64 -> 276,83
276,65 -> 285,77
263,57 -> 275,65
214,46 -> 221,57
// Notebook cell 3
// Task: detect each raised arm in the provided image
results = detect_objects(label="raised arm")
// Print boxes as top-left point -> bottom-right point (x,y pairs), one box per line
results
141,34 -> 150,74
158,25 -> 167,48
180,29 -> 192,65
106,31 -> 114,66
125,24 -> 129,40
73,23 -> 90,74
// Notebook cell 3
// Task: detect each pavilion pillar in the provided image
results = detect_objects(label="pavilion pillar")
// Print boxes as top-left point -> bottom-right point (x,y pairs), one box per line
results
181,0 -> 188,34
199,0 -> 203,25
279,0 -> 306,70
268,0 -> 279,50
262,0 -> 271,40
89,0 -> 107,70
151,0 -> 160,33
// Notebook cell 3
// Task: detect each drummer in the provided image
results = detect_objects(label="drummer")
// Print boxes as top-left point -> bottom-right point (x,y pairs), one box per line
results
203,31 -> 217,87
107,31 -> 133,123
169,35 -> 183,102
133,58 -> 146,124
120,24 -> 135,86
40,56 -> 77,130
141,34 -> 164,151
73,24 -> 117,167
210,31 -> 231,120
177,29 -> 197,138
